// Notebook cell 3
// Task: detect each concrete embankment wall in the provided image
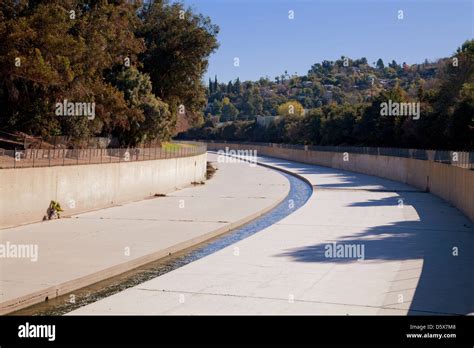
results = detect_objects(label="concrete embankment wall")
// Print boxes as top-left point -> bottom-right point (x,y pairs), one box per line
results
0,153 -> 207,229
207,142 -> 473,222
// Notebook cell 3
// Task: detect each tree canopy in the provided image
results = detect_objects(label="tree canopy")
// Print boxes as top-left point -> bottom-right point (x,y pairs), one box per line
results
0,0 -> 219,146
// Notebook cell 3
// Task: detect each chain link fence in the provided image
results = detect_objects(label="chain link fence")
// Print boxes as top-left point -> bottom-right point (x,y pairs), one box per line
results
205,140 -> 474,170
0,142 -> 206,169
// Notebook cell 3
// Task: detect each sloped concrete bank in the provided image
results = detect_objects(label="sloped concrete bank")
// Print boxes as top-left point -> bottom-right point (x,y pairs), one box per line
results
207,142 -> 473,222
0,153 -> 207,229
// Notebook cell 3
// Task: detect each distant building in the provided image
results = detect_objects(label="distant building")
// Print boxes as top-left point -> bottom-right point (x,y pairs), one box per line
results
323,91 -> 333,99
256,115 -> 281,127
260,88 -> 274,97
290,87 -> 301,95
379,79 -> 391,87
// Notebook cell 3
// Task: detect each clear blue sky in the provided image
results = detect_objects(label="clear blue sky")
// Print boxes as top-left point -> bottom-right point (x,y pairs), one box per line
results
177,0 -> 473,83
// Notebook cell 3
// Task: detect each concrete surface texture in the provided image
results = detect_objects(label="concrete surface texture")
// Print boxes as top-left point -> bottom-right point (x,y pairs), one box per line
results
69,155 -> 474,315
0,153 -> 207,229
0,153 -> 289,314
207,142 -> 474,222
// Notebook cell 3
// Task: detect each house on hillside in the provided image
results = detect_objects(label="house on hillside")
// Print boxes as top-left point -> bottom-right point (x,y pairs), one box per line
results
256,115 -> 281,127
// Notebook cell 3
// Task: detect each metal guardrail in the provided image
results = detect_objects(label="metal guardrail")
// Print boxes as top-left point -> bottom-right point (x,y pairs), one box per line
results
0,142 -> 207,169
205,140 -> 474,169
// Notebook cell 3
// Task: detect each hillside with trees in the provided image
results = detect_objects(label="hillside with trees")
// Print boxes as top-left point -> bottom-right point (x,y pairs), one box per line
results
182,40 -> 473,150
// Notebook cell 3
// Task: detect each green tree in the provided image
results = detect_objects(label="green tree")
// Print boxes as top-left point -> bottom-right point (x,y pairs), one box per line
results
214,75 -> 218,93
139,0 -> 219,127
226,81 -> 233,94
221,97 -> 239,121
233,78 -> 242,94
110,67 -> 173,145
376,58 -> 385,70
209,99 -> 223,116
0,0 -> 144,140
438,40 -> 474,149
208,78 -> 213,94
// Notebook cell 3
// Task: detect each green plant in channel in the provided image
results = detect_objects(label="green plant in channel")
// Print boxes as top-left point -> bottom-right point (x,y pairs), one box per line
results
47,200 -> 64,220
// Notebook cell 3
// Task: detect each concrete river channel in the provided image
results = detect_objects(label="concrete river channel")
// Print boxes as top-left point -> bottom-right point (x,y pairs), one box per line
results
12,165 -> 313,315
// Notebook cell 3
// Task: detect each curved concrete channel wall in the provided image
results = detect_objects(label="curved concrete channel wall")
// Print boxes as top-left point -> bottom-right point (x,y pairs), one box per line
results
0,153 -> 290,314
0,153 -> 207,229
206,142 -> 474,222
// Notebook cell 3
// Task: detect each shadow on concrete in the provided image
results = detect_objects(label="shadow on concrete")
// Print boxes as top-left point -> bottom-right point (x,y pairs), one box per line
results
258,158 -> 420,191
273,160 -> 474,315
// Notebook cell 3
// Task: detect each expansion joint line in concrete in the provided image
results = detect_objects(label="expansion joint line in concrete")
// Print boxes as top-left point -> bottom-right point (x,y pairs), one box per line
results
72,216 -> 230,223
312,187 -> 427,193
135,288 -> 463,316
273,222 -> 471,234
